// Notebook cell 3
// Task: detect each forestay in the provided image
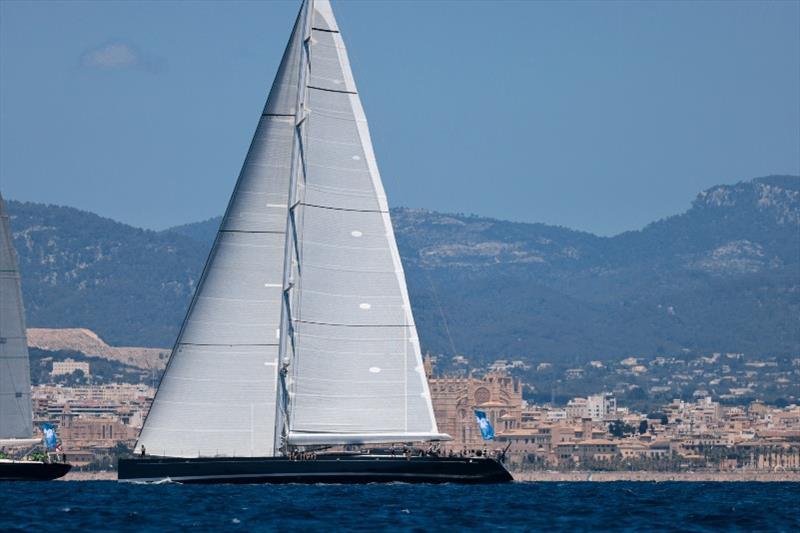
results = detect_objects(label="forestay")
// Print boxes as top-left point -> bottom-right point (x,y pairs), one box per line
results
0,193 -> 34,440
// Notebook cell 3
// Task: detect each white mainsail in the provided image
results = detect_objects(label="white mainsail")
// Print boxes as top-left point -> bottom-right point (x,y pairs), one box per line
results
138,0 -> 447,458
282,0 -> 445,446
0,192 -> 34,440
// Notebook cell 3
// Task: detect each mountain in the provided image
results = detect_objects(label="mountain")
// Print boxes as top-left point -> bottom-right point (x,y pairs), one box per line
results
5,201 -> 206,347
5,176 -> 798,368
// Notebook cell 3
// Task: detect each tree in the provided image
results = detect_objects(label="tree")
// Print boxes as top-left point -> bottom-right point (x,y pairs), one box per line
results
609,420 -> 635,438
638,420 -> 648,434
111,441 -> 132,459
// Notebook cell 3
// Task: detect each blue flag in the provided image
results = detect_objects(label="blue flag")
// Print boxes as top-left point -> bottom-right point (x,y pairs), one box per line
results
474,410 -> 495,441
42,424 -> 57,450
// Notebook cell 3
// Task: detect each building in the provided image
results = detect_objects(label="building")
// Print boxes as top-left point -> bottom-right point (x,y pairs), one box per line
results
566,393 -> 617,421
51,358 -> 90,377
57,406 -> 138,450
575,439 -> 618,462
587,392 -> 617,421
426,355 -> 522,449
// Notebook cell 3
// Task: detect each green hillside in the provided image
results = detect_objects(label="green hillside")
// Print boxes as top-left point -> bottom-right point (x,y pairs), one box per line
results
5,175 -> 798,368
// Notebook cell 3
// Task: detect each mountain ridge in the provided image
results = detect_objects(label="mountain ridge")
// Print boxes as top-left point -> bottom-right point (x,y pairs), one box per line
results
5,175 -> 798,368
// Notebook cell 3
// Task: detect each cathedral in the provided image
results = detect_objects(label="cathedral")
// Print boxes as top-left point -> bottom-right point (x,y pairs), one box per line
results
425,355 -> 523,449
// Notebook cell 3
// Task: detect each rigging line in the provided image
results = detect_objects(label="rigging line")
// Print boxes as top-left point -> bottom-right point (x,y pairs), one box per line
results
424,269 -> 458,358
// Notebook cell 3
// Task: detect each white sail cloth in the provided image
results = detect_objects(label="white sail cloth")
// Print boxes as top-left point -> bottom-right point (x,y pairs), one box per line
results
0,193 -> 34,440
135,9 -> 306,458
137,0 -> 448,457
284,1 -> 445,444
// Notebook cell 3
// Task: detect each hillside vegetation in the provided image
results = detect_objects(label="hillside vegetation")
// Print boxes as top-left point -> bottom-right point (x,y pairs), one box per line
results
6,175 -> 798,368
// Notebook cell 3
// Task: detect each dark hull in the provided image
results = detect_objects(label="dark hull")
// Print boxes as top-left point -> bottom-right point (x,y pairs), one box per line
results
0,461 -> 72,481
118,454 -> 513,484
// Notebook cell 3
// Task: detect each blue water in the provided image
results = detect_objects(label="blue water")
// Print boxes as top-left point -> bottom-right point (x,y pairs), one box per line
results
0,482 -> 798,531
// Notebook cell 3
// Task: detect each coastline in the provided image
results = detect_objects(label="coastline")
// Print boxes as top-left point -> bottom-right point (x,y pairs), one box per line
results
60,471 -> 117,481
512,470 -> 800,482
59,470 -> 800,482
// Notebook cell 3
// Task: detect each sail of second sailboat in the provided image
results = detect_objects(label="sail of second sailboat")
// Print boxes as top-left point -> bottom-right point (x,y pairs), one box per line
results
0,193 -> 72,481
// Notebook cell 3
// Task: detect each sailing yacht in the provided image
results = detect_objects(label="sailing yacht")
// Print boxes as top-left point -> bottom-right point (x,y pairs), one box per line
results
119,0 -> 511,484
0,193 -> 71,481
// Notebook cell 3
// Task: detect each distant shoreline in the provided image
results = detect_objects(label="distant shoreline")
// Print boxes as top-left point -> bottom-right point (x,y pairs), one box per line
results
61,471 -> 117,481
60,470 -> 800,482
512,471 -> 800,482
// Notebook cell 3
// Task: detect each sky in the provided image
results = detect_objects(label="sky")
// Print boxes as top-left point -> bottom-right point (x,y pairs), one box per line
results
0,0 -> 798,236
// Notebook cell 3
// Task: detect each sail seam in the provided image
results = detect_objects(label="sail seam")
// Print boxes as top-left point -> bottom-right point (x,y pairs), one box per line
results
218,230 -> 284,234
300,202 -> 386,213
307,85 -> 357,95
292,319 -> 416,328
301,262 -> 397,273
179,342 -> 279,347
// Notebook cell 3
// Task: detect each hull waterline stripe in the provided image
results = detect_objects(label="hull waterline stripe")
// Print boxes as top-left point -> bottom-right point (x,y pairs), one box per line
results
119,471 -> 496,483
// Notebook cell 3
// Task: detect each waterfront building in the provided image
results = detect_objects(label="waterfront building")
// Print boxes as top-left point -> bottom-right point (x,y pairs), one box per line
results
426,355 -> 522,449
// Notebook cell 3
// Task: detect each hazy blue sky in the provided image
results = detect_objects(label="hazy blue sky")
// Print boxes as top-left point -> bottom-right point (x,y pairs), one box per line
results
1,0 -> 798,236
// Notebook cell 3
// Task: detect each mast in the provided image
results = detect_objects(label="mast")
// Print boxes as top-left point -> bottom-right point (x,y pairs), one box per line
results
274,0 -> 313,455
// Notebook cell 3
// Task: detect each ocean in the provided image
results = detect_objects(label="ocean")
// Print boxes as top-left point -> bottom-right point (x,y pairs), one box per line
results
1,481 -> 798,531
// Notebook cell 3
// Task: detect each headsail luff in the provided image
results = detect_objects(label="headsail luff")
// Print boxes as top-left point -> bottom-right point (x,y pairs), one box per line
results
279,0 -> 448,446
135,7 -> 307,458
0,193 -> 34,440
